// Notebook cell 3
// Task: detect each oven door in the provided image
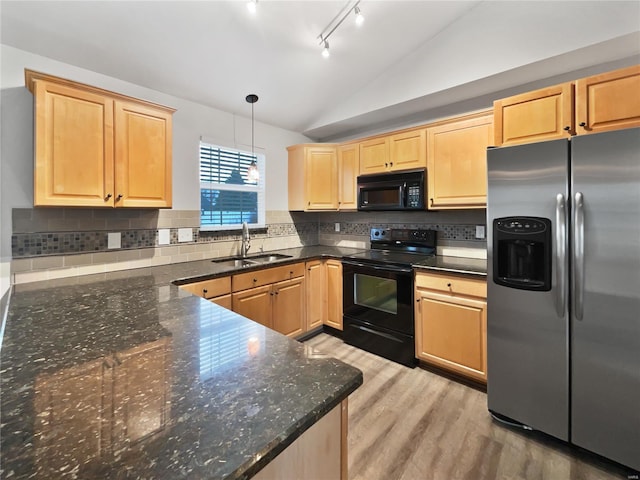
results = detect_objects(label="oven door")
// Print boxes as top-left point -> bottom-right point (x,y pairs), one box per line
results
342,260 -> 414,334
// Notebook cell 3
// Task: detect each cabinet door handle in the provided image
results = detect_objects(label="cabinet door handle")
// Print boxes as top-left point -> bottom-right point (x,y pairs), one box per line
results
203,289 -> 208,294
116,194 -> 123,201
385,163 -> 388,167
579,122 -> 587,127
253,278 -> 257,283
389,162 -> 393,167
105,193 -> 112,200
430,198 -> 434,206
447,283 -> 452,287
563,126 -> 570,131
275,291 -> 279,295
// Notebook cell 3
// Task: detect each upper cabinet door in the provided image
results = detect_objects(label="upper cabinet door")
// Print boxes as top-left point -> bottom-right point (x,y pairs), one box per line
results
359,137 -> 389,174
115,101 -> 173,208
427,113 -> 493,210
33,80 -> 115,207
337,144 -> 358,210
575,65 -> 640,135
389,129 -> 426,171
493,82 -> 574,146
305,146 -> 338,210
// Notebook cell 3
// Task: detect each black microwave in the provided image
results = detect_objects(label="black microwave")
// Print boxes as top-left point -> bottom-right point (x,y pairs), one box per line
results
357,169 -> 427,211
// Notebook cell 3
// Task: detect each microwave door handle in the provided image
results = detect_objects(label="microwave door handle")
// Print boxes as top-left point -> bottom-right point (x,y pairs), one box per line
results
401,182 -> 407,207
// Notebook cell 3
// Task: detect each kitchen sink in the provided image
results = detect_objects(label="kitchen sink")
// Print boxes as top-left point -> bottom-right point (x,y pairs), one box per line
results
212,253 -> 292,267
244,253 -> 292,263
211,258 -> 256,268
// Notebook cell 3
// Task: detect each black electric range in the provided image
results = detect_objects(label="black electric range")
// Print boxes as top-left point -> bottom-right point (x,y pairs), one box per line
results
341,228 -> 437,367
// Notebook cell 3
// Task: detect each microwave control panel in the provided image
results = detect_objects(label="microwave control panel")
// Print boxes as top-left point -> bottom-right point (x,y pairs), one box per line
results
406,184 -> 422,208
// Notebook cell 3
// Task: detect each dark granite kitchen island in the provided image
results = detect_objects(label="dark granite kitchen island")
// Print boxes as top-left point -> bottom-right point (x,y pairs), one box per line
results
0,247 -> 364,479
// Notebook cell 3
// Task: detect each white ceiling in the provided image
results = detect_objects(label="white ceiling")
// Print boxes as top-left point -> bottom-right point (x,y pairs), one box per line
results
1,1 -> 639,140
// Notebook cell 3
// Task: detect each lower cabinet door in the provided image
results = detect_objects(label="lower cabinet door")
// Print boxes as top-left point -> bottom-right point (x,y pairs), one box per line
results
272,277 -> 305,338
211,294 -> 232,309
306,260 -> 325,331
416,290 -> 487,382
232,285 -> 273,329
325,260 -> 343,330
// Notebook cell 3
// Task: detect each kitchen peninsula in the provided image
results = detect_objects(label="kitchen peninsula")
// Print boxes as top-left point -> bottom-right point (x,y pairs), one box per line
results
0,247 -> 364,479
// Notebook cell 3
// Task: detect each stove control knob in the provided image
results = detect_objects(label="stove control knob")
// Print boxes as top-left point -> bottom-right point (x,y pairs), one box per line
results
374,230 -> 380,236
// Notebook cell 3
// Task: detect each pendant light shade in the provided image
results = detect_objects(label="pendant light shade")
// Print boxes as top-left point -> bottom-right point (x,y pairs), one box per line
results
245,94 -> 260,183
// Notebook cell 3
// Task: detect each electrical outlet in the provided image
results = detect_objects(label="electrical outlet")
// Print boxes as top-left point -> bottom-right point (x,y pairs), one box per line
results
158,229 -> 170,245
475,225 -> 486,240
335,222 -> 340,232
178,228 -> 193,242
107,232 -> 121,249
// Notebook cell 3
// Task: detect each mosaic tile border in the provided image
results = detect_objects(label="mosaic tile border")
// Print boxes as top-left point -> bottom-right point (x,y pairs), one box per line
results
318,222 -> 484,242
12,223 -> 319,259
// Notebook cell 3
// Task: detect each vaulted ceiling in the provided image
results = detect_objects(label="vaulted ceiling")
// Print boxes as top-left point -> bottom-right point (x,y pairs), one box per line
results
1,1 -> 639,140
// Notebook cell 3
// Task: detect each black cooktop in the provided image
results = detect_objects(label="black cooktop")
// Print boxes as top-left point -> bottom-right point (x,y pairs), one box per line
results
342,228 -> 437,267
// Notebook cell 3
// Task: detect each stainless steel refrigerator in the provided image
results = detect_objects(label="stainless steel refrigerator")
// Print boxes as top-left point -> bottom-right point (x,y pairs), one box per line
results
486,127 -> 640,471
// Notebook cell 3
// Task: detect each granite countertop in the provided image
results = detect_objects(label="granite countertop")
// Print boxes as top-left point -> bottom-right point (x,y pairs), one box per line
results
0,246 -> 365,479
413,255 -> 487,277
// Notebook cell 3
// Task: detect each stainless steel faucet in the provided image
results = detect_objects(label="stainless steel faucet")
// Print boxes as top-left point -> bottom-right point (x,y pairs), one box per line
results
241,221 -> 251,257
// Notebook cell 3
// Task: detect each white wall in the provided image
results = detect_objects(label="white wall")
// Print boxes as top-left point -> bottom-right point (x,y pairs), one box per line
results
0,44 -> 310,259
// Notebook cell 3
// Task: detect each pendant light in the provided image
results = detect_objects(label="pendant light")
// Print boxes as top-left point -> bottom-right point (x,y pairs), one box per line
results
245,94 -> 260,183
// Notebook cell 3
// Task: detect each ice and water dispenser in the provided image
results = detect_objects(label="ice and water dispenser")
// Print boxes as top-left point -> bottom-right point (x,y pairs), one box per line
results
493,217 -> 552,291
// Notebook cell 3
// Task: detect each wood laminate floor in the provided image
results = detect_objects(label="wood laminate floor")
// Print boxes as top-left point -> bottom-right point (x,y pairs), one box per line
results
305,334 -> 633,480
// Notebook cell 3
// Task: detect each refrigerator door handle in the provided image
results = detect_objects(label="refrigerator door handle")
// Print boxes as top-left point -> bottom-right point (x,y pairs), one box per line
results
573,192 -> 585,320
555,193 -> 567,317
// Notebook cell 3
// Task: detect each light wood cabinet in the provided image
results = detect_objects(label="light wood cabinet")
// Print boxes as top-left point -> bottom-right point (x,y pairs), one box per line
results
426,112 -> 493,210
575,64 -> 640,135
232,285 -> 273,329
389,128 -> 426,171
493,83 -> 574,146
359,129 -> 426,175
494,65 -> 640,146
179,276 -> 231,300
26,69 -> 174,208
359,137 -> 390,174
306,260 -> 326,331
232,263 -> 306,338
272,277 -> 306,337
34,337 -> 171,474
337,144 -> 359,210
415,272 -> 487,383
211,294 -> 232,309
325,260 -> 343,330
288,144 -> 339,211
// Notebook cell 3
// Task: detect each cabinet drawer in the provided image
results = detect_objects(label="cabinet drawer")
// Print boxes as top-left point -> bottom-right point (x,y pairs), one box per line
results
180,276 -> 231,299
415,272 -> 486,298
233,263 -> 305,292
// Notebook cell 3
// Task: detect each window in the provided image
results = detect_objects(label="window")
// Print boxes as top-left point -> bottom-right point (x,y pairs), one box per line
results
199,141 -> 265,231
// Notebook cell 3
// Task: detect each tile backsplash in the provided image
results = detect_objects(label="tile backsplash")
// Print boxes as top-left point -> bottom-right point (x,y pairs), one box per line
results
10,207 -> 486,284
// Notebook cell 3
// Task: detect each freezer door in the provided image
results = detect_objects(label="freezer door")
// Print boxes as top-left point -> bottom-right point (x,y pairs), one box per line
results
571,127 -> 640,471
487,139 -> 569,441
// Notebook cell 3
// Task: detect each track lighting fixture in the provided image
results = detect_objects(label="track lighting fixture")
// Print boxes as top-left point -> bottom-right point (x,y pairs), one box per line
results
246,0 -> 257,14
317,0 -> 364,57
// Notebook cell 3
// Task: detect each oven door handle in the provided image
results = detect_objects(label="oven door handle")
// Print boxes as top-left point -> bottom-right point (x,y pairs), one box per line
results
341,260 -> 413,274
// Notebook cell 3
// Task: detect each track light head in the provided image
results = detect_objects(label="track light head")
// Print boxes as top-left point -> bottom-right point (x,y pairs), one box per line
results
354,6 -> 364,26
247,0 -> 257,14
322,40 -> 330,58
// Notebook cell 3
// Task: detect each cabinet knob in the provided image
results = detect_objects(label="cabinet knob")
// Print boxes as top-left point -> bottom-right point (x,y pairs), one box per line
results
416,299 -> 420,303
385,163 -> 388,167
105,193 -> 112,200
203,289 -> 208,294
579,122 -> 586,127
389,162 -> 393,167
430,198 -> 434,206
447,283 -> 452,287
253,278 -> 257,283
308,201 -> 311,205
563,126 -> 570,131
116,194 -> 123,201
275,291 -> 279,295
